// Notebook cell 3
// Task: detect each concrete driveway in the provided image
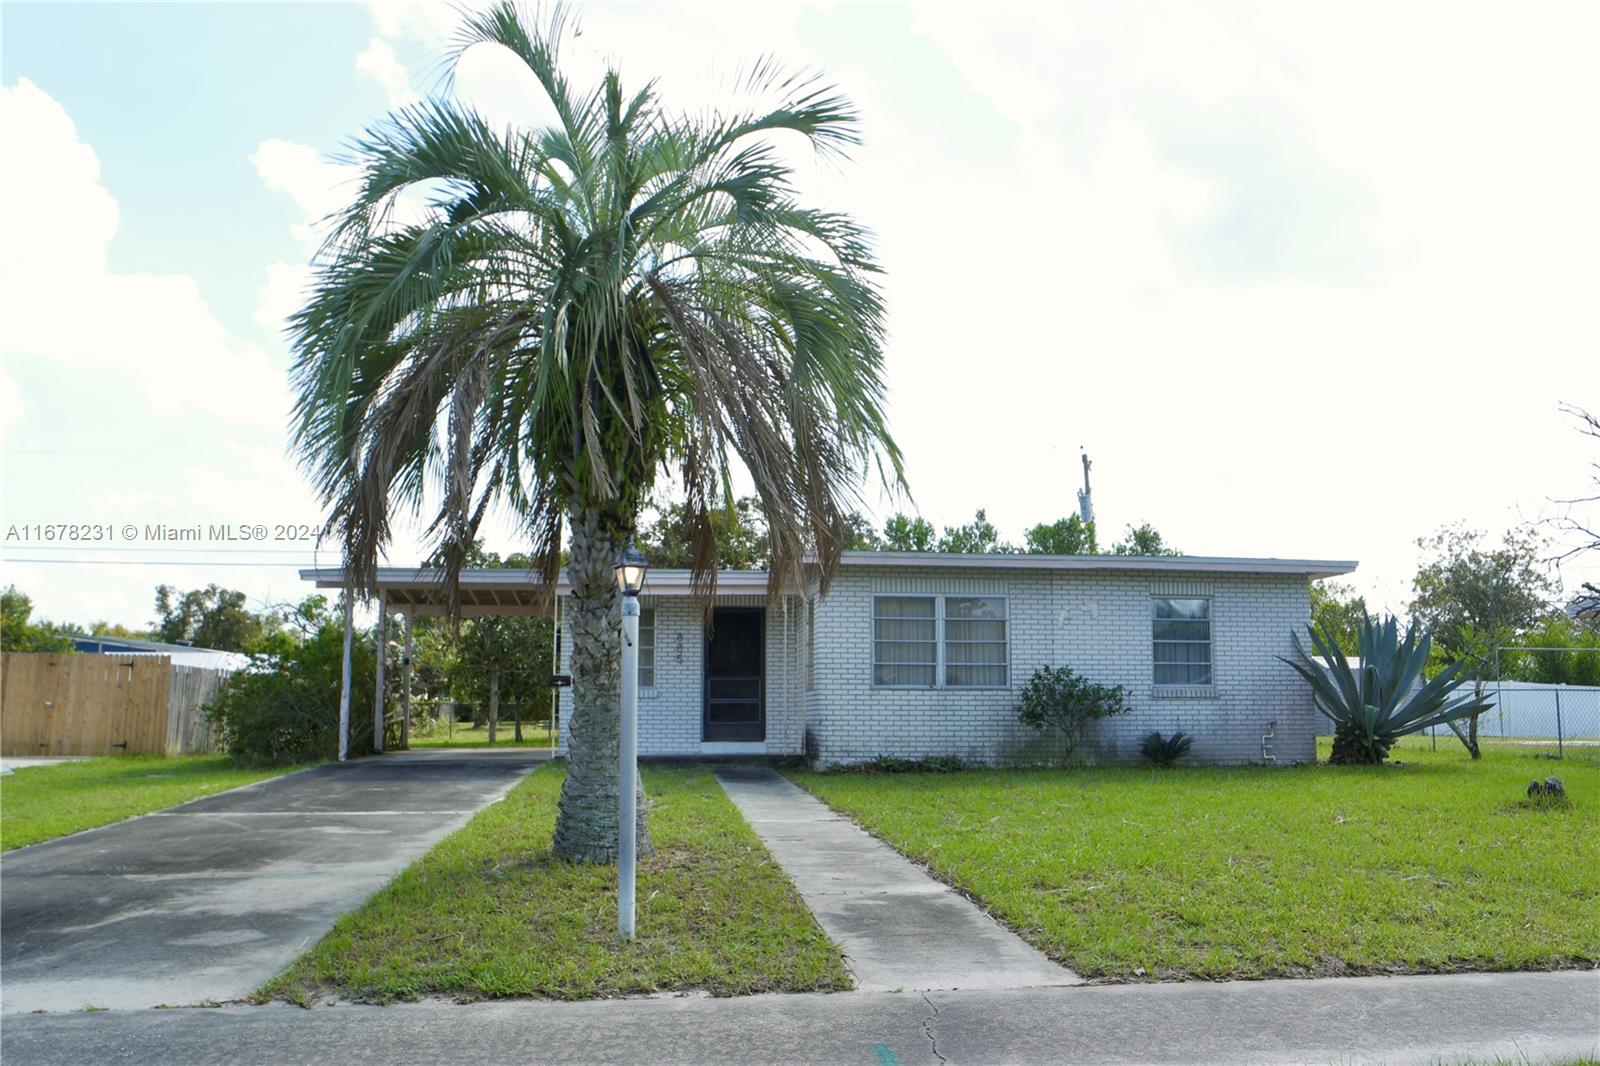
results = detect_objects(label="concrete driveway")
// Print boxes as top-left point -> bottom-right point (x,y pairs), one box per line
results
0,749 -> 544,1014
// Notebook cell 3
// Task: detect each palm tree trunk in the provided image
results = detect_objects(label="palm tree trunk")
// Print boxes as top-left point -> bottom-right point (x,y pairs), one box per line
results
553,504 -> 652,863
488,671 -> 499,745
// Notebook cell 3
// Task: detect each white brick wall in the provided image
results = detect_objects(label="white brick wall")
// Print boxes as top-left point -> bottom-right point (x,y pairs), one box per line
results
556,594 -> 807,757
556,566 -> 1315,766
807,566 -> 1314,766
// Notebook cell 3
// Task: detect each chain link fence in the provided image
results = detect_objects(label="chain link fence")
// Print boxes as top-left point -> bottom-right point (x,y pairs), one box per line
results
1424,681 -> 1600,759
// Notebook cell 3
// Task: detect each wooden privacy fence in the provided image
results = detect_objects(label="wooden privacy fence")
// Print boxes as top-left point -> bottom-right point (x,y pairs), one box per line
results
0,653 -> 231,756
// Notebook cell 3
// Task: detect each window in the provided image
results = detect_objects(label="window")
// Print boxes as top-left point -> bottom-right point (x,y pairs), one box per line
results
872,594 -> 1009,687
1153,597 -> 1211,686
944,596 -> 1008,686
873,596 -> 937,686
638,606 -> 656,687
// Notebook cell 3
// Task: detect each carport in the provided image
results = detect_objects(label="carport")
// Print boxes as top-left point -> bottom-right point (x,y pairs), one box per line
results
298,567 -> 567,760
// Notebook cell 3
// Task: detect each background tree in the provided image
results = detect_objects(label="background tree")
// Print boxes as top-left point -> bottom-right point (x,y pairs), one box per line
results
286,5 -> 903,861
1024,514 -> 1097,555
882,513 -> 935,551
937,508 -> 1015,553
0,586 -> 76,653
154,584 -> 278,652
205,595 -> 376,764
1409,524 -> 1558,757
1502,613 -> 1600,686
1548,403 -> 1600,613
638,495 -> 768,570
843,512 -> 882,551
1309,581 -> 1368,657
1109,523 -> 1181,556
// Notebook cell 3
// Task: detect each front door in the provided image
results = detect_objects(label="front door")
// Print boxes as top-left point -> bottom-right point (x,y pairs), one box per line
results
703,607 -> 765,742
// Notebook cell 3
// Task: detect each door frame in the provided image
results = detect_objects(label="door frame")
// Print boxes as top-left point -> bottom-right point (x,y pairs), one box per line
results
701,606 -> 766,742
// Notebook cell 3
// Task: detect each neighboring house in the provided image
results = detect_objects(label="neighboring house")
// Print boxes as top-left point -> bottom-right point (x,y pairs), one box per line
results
304,551 -> 1356,765
1567,592 -> 1600,622
68,634 -> 251,672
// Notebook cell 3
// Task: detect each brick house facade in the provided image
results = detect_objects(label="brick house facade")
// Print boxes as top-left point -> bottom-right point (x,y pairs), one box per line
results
549,552 -> 1356,766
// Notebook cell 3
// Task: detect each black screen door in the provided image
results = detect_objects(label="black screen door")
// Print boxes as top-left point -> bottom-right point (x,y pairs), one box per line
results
703,607 -> 765,742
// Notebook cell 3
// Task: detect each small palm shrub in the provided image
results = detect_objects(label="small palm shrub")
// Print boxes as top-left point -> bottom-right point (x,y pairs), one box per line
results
1139,730 -> 1194,767
1016,665 -> 1129,764
1281,613 -> 1492,765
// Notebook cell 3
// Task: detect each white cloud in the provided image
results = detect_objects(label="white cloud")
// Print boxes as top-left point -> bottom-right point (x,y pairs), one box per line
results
281,5 -> 1600,606
250,138 -> 353,248
0,79 -> 288,430
356,37 -> 413,108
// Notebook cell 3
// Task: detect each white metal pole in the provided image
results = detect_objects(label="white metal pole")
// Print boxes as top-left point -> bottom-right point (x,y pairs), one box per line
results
619,597 -> 639,940
338,590 -> 354,763
374,593 -> 387,753
402,612 -> 414,750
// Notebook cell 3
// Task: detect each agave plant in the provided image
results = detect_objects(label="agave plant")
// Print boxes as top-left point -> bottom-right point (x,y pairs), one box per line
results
1282,613 -> 1494,764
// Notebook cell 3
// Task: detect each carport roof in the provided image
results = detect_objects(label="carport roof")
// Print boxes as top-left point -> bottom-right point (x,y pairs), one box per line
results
297,566 -> 773,615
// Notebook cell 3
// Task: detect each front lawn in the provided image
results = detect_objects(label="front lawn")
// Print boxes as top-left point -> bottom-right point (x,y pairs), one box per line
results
1,755 -> 308,851
791,745 -> 1598,982
263,765 -> 850,1003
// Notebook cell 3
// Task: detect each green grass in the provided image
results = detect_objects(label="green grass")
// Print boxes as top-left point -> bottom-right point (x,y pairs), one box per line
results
791,744 -> 1599,982
263,765 -> 850,1003
408,720 -> 556,748
1,755 -> 308,851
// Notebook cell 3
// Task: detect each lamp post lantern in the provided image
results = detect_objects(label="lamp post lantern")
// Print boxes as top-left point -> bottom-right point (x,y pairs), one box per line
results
614,542 -> 649,940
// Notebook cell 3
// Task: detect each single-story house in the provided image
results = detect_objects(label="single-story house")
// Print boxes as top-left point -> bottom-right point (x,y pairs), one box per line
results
67,633 -> 251,672
304,551 -> 1356,765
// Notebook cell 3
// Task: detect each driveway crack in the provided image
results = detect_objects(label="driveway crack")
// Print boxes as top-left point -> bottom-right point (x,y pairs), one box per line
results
920,992 -> 946,1065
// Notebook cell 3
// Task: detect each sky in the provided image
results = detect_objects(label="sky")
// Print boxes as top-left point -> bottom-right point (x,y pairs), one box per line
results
1,1 -> 1597,633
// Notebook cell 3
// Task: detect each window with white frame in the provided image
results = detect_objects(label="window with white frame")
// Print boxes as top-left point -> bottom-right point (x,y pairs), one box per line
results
873,596 -> 937,686
1152,597 -> 1211,686
872,594 -> 1008,687
638,606 -> 656,688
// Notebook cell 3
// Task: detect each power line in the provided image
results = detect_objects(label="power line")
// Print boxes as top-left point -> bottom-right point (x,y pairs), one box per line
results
2,544 -> 323,555
2,558 -> 317,568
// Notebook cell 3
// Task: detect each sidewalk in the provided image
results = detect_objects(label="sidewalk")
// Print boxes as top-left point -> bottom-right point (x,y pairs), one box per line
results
3,970 -> 1594,1065
715,768 -> 1077,992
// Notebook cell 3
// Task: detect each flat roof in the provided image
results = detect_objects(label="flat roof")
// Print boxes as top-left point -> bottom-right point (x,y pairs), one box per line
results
301,552 -> 1355,612
837,551 -> 1358,579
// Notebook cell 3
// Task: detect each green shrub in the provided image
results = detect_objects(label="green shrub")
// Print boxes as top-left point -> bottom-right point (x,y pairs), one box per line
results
1016,665 -> 1129,764
1139,730 -> 1194,767
206,620 -> 375,764
838,755 -> 975,774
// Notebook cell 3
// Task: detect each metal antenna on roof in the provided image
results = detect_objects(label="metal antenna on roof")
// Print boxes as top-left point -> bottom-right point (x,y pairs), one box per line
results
1077,450 -> 1094,526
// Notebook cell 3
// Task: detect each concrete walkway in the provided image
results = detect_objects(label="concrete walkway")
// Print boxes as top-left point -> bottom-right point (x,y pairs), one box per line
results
716,768 -> 1078,992
3,970 -> 1594,1065
0,749 -> 544,1014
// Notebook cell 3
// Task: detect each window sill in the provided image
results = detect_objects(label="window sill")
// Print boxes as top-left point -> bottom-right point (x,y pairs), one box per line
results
1151,685 -> 1217,699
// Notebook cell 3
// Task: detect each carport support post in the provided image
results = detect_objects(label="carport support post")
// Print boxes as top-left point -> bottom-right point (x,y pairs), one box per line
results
401,612 -> 413,750
338,590 -> 354,762
373,593 -> 387,754
619,595 -> 640,940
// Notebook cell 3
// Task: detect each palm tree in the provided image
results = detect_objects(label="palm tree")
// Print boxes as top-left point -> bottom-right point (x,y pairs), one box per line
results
289,4 -> 901,862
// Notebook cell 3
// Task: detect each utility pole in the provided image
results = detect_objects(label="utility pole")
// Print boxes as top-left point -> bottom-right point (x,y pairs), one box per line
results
1077,450 -> 1094,526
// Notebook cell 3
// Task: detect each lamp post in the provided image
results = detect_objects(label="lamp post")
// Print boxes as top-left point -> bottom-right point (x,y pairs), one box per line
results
614,542 -> 650,940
